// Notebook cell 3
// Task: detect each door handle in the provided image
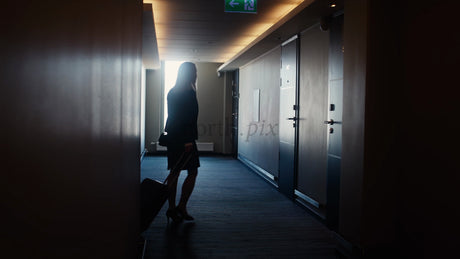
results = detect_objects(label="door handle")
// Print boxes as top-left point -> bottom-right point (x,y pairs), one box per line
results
287,117 -> 298,121
324,119 -> 335,125
324,119 -> 342,125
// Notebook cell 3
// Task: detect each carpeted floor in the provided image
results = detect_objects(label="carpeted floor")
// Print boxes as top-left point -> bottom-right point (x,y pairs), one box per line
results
140,155 -> 340,259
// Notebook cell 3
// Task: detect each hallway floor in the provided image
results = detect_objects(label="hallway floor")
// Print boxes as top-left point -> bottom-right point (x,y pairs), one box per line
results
141,155 -> 340,259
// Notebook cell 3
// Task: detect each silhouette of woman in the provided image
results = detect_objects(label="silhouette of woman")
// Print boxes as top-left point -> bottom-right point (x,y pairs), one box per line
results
164,62 -> 200,222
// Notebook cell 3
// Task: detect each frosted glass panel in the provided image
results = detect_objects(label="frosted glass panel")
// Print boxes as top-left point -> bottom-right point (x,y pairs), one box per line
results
253,88 -> 260,122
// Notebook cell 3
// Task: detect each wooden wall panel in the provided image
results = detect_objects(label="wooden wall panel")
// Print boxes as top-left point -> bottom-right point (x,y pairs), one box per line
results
1,1 -> 143,258
238,47 -> 281,177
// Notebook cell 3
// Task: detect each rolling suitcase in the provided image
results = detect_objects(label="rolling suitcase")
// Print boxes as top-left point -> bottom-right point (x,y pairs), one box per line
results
140,151 -> 193,232
140,178 -> 168,232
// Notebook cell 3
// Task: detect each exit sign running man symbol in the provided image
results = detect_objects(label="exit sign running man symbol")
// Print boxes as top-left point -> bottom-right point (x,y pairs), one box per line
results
225,0 -> 257,14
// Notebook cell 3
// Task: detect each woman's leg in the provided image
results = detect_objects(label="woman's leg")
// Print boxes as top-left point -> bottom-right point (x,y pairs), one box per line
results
167,169 -> 180,209
165,169 -> 183,223
177,168 -> 198,214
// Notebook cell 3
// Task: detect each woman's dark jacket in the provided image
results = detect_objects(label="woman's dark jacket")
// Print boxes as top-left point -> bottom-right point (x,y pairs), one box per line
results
164,86 -> 198,145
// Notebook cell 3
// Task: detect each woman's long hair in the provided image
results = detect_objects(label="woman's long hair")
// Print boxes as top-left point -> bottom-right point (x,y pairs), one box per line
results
175,62 -> 197,89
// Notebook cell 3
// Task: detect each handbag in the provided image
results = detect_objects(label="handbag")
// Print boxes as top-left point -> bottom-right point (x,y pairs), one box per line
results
158,132 -> 170,147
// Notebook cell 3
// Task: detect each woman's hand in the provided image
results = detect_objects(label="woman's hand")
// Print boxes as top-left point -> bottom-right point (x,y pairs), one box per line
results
184,142 -> 193,152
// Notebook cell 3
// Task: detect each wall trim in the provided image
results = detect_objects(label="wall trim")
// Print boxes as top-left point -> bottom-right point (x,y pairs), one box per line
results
239,45 -> 280,70
294,189 -> 320,208
295,198 -> 326,221
155,142 -> 214,152
281,34 -> 299,46
140,148 -> 147,162
332,231 -> 364,258
238,154 -> 278,188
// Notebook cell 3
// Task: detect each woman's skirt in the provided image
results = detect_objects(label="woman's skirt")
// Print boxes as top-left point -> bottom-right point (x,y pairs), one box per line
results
167,141 -> 200,171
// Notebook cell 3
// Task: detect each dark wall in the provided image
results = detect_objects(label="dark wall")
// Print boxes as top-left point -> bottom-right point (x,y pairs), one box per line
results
396,1 -> 459,257
342,0 -> 459,257
341,0 -> 367,246
1,1 -> 143,258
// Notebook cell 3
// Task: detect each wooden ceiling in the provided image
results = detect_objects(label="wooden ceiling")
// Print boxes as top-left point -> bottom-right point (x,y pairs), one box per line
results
143,0 -> 343,70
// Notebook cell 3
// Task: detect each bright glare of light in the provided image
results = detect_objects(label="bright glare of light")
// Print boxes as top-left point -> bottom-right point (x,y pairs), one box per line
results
164,61 -> 184,127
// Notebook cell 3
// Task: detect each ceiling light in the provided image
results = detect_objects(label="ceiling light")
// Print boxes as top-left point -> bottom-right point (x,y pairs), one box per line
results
145,0 -> 306,63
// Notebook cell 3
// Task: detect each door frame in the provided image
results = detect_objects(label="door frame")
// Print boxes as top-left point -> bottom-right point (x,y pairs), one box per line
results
231,70 -> 239,158
278,35 -> 300,199
325,13 -> 344,231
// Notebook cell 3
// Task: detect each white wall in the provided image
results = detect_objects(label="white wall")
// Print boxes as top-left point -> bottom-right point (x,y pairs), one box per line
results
145,62 -> 229,153
195,62 -> 227,152
238,47 -> 281,177
145,68 -> 163,152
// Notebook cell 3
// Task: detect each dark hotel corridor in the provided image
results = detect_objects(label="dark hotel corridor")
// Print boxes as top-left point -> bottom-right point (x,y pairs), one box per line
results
2,0 -> 459,258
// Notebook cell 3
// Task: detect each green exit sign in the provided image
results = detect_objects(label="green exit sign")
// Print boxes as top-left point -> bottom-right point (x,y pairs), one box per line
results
225,0 -> 257,14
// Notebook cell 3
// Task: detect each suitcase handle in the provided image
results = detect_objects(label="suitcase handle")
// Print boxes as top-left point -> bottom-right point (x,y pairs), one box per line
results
163,151 -> 193,184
